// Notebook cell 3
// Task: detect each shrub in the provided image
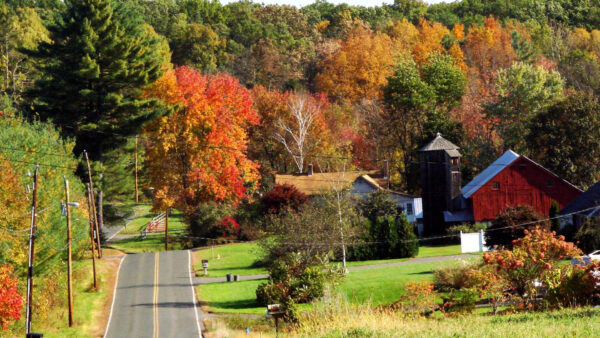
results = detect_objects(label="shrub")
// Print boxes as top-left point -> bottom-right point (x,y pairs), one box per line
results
0,264 -> 23,330
256,252 -> 342,322
348,214 -> 418,261
574,218 -> 600,254
187,202 -> 233,245
359,190 -> 399,222
447,223 -> 487,235
482,227 -> 581,306
433,260 -> 477,292
214,217 -> 240,238
546,262 -> 600,308
465,265 -> 507,314
394,281 -> 437,317
485,205 -> 549,249
440,289 -> 478,315
260,184 -> 308,215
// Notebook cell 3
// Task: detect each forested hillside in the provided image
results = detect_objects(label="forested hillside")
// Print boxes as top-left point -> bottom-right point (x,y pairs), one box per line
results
4,0 -> 600,196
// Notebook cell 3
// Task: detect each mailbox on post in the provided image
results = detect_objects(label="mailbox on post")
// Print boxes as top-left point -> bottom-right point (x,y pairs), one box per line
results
265,304 -> 284,336
201,260 -> 209,275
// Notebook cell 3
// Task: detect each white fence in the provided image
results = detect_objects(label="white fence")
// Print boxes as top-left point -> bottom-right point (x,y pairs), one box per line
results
460,230 -> 489,253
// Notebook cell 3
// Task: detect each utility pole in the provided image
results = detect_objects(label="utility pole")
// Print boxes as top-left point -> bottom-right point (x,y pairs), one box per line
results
87,184 -> 97,290
84,150 -> 102,258
64,178 -> 74,327
165,208 -> 169,251
25,165 -> 39,335
135,136 -> 139,203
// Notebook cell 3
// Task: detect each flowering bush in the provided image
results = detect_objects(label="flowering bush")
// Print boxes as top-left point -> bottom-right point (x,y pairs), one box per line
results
482,227 -> 581,307
0,264 -> 23,330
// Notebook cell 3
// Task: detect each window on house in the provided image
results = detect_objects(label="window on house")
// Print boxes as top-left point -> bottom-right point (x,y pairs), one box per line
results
547,179 -> 554,187
451,158 -> 458,166
405,203 -> 413,215
492,181 -> 500,189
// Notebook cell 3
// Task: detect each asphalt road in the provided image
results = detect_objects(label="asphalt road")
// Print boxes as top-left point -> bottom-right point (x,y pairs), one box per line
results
104,250 -> 202,338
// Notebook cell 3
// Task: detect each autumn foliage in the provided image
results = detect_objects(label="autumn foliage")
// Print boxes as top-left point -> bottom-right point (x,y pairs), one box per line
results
0,264 -> 23,330
144,66 -> 260,212
260,184 -> 308,215
482,228 -> 581,305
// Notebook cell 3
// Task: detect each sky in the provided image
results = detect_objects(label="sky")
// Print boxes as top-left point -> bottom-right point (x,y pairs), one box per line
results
220,0 -> 449,7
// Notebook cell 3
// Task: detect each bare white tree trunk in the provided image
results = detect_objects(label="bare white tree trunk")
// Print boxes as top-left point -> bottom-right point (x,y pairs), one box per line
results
274,93 -> 321,173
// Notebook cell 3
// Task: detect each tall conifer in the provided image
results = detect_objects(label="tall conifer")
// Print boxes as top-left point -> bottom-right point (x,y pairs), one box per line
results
28,0 -> 169,159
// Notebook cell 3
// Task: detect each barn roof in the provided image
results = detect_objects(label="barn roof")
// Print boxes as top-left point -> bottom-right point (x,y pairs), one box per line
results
275,171 -> 367,195
462,150 -> 583,199
419,132 -> 460,152
559,181 -> 600,216
461,150 -> 520,198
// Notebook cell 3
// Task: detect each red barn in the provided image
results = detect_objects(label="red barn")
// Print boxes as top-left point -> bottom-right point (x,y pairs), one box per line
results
460,150 -> 583,222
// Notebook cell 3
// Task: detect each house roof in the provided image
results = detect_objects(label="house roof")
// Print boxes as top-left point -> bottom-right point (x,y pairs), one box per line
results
275,171 -> 376,195
275,170 -> 417,197
419,132 -> 460,152
462,150 -> 520,198
559,181 -> 600,216
443,209 -> 474,222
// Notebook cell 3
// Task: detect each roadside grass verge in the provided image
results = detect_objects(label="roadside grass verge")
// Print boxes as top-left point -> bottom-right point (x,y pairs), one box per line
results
8,249 -> 124,337
118,204 -> 155,235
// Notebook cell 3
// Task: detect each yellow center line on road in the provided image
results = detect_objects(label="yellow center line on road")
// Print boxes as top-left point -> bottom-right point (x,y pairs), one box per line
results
154,252 -> 159,338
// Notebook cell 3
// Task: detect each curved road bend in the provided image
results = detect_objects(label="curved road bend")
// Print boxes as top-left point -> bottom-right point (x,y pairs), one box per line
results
105,250 -> 202,338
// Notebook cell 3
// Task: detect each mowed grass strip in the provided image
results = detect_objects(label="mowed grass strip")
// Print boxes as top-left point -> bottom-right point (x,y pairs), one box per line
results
197,259 -> 462,314
193,242 -> 463,276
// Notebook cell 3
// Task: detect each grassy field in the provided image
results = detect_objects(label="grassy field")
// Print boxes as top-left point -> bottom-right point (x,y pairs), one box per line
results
193,242 -> 463,277
292,302 -> 600,337
119,204 -> 188,235
196,259 -> 468,315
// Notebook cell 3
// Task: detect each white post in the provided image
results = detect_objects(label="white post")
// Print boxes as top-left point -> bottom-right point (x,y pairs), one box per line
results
479,229 -> 484,252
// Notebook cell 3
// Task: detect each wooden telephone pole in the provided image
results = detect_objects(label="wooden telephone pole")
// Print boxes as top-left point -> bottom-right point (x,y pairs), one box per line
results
165,208 -> 169,251
64,178 -> 74,327
87,184 -> 98,290
135,136 -> 139,203
25,165 -> 39,335
84,150 -> 102,258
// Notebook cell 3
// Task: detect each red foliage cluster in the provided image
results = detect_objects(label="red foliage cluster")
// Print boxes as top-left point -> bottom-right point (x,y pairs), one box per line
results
215,217 -> 240,238
0,264 -> 23,330
260,184 -> 308,215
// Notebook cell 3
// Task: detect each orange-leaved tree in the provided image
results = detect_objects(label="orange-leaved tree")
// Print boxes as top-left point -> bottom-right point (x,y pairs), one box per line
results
144,66 -> 260,213
0,157 -> 28,268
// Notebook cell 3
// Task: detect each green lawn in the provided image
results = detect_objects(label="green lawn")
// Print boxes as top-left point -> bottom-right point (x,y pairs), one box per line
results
193,243 -> 266,277
196,259 -> 466,314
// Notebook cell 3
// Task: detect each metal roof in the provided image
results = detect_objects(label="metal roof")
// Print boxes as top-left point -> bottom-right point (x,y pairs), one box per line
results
419,132 -> 460,152
559,181 -> 600,216
461,150 -> 520,198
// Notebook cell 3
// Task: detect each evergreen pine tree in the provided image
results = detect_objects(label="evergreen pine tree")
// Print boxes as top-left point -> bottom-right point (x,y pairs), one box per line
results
27,0 -> 169,159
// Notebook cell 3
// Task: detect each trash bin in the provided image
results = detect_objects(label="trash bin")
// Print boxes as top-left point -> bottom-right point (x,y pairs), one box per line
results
226,273 -> 233,282
233,274 -> 239,282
